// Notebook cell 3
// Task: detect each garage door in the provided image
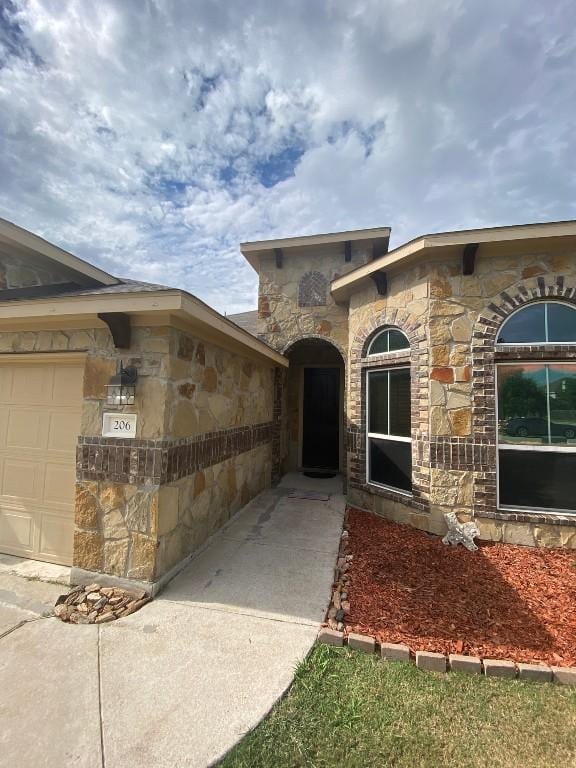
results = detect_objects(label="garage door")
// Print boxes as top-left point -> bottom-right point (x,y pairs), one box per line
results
0,357 -> 83,565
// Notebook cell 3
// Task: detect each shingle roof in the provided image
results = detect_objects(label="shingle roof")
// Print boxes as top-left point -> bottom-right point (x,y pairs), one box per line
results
60,278 -> 177,296
0,277 -> 178,303
227,310 -> 258,336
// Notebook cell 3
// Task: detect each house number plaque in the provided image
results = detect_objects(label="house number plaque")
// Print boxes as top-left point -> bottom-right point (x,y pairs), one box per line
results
102,412 -> 138,439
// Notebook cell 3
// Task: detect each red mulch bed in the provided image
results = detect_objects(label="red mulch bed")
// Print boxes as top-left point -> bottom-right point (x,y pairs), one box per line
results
344,507 -> 576,666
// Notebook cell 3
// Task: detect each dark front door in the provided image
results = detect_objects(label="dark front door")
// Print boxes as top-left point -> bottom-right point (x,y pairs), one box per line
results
302,367 -> 340,470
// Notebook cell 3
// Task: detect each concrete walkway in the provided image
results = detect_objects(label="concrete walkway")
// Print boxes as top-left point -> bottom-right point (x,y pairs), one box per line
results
0,474 -> 344,768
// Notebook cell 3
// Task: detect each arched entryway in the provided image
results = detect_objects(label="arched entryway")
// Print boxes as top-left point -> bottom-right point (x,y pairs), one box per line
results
284,338 -> 345,473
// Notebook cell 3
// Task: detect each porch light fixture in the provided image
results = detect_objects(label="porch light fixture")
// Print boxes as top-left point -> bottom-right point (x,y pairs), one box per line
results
106,361 -> 138,407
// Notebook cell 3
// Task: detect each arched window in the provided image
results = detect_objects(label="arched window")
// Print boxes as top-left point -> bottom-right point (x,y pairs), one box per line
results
496,301 -> 576,513
366,327 -> 412,494
497,301 -> 576,344
367,327 -> 410,355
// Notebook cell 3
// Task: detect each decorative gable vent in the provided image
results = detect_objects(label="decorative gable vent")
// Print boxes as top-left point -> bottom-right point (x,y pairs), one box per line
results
298,271 -> 327,307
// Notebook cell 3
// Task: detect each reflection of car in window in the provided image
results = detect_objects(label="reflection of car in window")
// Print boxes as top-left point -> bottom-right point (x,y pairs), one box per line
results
505,417 -> 576,439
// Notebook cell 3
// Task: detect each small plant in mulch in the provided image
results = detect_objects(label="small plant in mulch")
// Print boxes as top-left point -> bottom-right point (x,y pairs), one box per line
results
328,507 -> 576,667
53,583 -> 150,625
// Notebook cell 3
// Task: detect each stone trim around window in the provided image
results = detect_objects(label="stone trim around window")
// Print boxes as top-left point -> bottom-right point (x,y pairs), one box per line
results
77,421 -> 273,486
348,308 -> 429,513
471,277 -> 576,519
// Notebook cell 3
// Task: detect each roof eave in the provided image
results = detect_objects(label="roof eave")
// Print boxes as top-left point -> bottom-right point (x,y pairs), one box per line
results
331,220 -> 576,303
240,226 -> 391,271
0,288 -> 287,367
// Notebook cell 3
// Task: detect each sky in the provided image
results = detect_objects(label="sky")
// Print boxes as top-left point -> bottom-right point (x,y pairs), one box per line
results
1,1 -> 575,313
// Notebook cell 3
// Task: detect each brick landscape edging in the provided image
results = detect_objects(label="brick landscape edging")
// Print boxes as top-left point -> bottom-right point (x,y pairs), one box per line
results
321,512 -> 576,686
317,629 -> 576,686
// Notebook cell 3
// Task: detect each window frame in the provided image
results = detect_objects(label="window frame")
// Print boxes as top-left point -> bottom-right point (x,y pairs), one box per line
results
496,300 -> 576,347
496,360 -> 576,515
367,327 -> 410,356
366,365 -> 412,496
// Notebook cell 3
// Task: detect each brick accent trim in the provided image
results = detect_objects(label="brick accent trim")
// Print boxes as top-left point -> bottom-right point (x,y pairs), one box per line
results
471,279 -> 576,518
348,309 -> 429,512
271,366 -> 285,484
77,422 -> 273,485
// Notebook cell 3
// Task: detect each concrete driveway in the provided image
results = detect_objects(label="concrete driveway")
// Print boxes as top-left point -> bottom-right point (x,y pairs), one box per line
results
0,474 -> 344,768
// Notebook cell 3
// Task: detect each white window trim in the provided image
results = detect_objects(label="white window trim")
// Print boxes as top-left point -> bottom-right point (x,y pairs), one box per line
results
495,360 -> 576,515
496,300 -> 576,346
366,366 -> 413,495
367,328 -> 410,356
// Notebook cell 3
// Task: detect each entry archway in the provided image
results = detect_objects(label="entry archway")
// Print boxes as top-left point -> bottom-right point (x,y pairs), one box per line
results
284,337 -> 345,473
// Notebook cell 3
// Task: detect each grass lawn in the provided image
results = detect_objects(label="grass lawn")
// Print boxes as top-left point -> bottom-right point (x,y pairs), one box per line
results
221,645 -> 576,768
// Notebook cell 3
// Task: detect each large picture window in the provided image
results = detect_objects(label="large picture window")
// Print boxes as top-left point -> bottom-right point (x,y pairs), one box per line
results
497,363 -> 576,512
367,367 -> 412,493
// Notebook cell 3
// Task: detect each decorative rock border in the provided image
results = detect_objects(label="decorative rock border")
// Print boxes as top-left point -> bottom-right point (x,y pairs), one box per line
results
317,629 -> 576,686
326,521 -> 353,632
53,583 -> 150,624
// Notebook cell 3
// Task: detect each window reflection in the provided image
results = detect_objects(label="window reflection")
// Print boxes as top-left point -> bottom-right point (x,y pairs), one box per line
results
498,364 -> 576,445
497,304 -> 546,344
497,302 -> 576,344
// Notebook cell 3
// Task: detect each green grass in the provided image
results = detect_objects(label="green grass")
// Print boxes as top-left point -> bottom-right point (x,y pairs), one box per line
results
221,645 -> 576,768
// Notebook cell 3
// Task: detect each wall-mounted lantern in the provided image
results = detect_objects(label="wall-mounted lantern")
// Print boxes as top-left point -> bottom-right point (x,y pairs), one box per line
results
106,361 -> 138,408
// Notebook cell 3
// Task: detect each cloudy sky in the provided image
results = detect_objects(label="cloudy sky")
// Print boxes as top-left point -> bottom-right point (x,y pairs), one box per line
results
1,1 -> 575,312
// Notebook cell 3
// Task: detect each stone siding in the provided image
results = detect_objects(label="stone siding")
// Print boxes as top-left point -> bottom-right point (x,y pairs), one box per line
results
257,242 -> 368,354
167,329 -> 274,437
0,324 -> 278,583
347,264 -> 430,515
156,443 -> 271,576
257,243 -> 362,475
346,244 -> 576,548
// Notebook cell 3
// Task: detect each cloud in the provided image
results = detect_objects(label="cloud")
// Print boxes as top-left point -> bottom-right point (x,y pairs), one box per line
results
0,0 -> 575,313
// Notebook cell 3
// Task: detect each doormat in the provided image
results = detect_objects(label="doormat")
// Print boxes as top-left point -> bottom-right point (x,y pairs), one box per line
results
303,471 -> 337,479
288,490 -> 330,501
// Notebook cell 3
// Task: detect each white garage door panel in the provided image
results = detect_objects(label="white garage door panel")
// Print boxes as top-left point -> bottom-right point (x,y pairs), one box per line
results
38,512 -> 75,560
1,458 -> 43,501
48,412 -> 79,452
0,360 -> 83,566
44,463 -> 76,505
10,365 -> 52,403
6,408 -> 48,449
0,507 -> 34,551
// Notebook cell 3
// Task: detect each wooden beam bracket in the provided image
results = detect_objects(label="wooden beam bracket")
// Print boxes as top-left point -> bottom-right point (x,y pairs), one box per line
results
274,248 -> 283,269
98,312 -> 131,349
462,243 -> 479,276
371,236 -> 390,261
371,271 -> 388,296
344,241 -> 352,262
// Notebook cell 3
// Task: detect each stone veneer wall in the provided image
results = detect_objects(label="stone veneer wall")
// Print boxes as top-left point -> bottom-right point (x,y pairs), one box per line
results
257,242 -> 367,474
0,323 -> 278,582
346,243 -> 576,549
74,326 -> 277,583
257,242 -> 368,354
346,264 -> 433,527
